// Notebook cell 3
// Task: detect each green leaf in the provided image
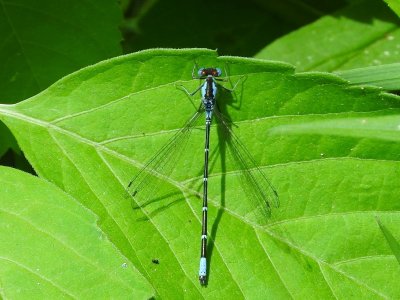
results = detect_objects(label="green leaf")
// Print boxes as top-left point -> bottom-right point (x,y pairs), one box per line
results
383,0 -> 400,17
0,0 -> 122,104
0,122 -> 17,157
255,0 -> 400,72
0,166 -> 154,298
0,0 -> 122,165
0,48 -> 400,298
376,216 -> 400,265
121,0 -> 347,56
335,63 -> 400,90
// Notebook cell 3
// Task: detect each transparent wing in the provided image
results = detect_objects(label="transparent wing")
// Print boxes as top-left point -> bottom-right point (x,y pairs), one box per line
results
127,107 -> 205,217
213,109 -> 279,224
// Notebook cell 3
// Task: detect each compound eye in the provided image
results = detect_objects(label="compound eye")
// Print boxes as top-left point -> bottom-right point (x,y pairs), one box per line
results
198,68 -> 205,77
215,68 -> 222,77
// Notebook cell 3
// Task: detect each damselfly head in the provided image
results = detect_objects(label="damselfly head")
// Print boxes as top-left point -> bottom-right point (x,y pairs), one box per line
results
197,68 -> 222,78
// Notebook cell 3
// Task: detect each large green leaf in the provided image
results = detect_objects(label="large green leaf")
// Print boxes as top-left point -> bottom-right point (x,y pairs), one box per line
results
0,166 -> 153,298
121,0 -> 347,56
255,0 -> 400,72
0,0 -> 122,163
0,0 -> 122,104
0,48 -> 399,298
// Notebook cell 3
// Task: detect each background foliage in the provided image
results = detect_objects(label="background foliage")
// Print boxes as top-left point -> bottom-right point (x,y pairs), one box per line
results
0,0 -> 400,299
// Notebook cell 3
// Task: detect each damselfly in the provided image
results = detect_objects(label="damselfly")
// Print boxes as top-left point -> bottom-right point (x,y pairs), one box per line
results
127,65 -> 279,285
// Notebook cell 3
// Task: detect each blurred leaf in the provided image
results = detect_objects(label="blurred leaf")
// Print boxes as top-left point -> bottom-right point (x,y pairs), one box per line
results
252,0 -> 349,24
0,0 -> 122,165
335,63 -> 400,90
0,49 -> 399,298
383,0 -> 400,17
255,0 -> 400,72
0,166 -> 154,298
0,0 -> 122,104
121,0 -> 347,56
